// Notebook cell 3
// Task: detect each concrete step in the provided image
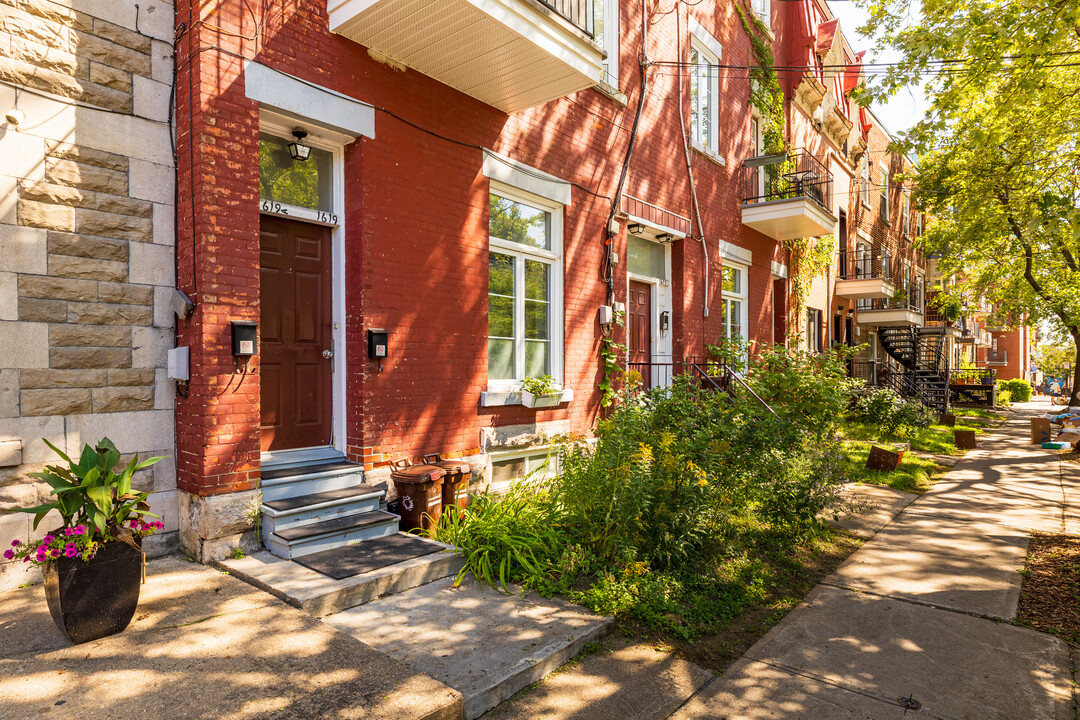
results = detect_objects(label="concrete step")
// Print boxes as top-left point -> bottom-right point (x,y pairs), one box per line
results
480,637 -> 712,720
324,574 -> 614,720
267,510 -> 400,559
261,460 -> 367,502
218,535 -> 466,616
262,484 -> 384,534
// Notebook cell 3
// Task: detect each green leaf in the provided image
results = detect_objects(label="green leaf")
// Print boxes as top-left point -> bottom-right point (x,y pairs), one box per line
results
41,438 -> 72,465
135,456 -> 166,471
8,501 -> 60,516
87,485 -> 112,515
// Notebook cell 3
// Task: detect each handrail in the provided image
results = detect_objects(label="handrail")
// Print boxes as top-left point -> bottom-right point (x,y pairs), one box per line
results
714,364 -> 777,416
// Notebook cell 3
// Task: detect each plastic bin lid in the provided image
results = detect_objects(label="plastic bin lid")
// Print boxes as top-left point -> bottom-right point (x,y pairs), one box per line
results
391,464 -> 445,484
430,460 -> 471,474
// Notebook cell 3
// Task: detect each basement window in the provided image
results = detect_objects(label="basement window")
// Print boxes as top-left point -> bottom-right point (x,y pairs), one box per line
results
488,447 -> 561,494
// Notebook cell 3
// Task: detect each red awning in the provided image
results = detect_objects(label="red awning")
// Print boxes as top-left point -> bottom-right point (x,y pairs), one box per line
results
815,18 -> 840,56
844,50 -> 866,94
859,107 -> 873,140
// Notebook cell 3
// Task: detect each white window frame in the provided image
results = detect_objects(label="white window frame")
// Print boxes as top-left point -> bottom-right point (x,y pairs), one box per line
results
806,307 -> 823,353
879,164 -> 890,221
689,23 -> 722,154
721,262 -> 749,362
488,446 -> 561,494
486,181 -> 565,394
594,0 -> 620,91
750,110 -> 765,197
861,154 -> 871,209
751,0 -> 771,26
902,190 -> 911,238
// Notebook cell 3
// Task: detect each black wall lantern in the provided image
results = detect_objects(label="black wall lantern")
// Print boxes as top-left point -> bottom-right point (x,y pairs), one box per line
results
288,129 -> 311,162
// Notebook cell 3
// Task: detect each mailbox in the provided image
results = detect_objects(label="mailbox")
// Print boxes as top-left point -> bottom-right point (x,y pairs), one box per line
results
231,321 -> 258,356
368,329 -> 388,359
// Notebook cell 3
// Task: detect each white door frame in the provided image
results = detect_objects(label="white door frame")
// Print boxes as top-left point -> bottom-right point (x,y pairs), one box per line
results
257,119 -> 348,457
626,240 -> 673,387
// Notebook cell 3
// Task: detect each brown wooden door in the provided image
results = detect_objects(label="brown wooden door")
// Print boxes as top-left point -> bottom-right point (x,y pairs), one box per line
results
260,216 -> 333,452
628,281 -> 652,388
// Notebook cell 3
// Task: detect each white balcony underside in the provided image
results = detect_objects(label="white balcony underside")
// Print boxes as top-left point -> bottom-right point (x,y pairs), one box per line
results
740,197 -> 837,241
328,0 -> 604,113
856,308 -> 924,327
835,277 -> 896,300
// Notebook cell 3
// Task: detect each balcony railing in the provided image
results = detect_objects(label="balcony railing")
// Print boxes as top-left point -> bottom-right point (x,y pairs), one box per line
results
541,0 -> 594,35
987,349 -> 1009,366
742,149 -> 832,210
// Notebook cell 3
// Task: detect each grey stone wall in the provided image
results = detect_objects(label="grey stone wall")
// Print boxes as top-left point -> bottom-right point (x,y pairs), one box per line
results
0,0 -> 176,591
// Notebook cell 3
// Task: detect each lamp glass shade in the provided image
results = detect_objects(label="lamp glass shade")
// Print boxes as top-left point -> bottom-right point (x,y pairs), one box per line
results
288,141 -> 311,162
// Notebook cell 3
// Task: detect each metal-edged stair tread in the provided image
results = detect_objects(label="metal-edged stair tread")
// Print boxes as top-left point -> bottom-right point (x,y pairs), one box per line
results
262,460 -> 360,482
273,510 -> 398,541
263,484 -> 383,514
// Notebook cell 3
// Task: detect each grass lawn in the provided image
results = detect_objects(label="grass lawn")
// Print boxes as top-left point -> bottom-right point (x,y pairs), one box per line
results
954,407 -> 1008,421
614,528 -> 862,675
837,440 -> 950,493
839,418 -> 993,456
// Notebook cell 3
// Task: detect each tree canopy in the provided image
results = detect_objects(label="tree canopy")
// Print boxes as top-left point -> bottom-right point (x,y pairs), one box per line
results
858,0 -> 1080,404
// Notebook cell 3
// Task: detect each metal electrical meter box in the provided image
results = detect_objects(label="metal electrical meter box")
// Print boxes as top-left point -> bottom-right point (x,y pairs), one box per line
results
231,321 -> 258,356
368,329 -> 388,359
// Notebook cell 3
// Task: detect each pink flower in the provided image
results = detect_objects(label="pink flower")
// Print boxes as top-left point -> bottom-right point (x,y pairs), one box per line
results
63,544 -> 77,558
73,526 -> 85,535
22,557 -> 29,563
129,519 -> 139,529
42,535 -> 54,544
64,528 -> 73,536
10,539 -> 20,547
48,548 -> 60,558
155,522 -> 164,529
3,549 -> 13,560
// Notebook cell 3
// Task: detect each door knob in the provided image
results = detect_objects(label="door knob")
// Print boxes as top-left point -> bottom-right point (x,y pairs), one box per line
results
322,349 -> 334,359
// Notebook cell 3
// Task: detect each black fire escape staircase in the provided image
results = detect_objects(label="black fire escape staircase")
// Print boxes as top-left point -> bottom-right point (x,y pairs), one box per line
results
877,326 -> 950,412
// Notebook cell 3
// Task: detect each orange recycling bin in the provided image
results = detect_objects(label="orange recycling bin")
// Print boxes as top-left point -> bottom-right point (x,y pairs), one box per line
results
389,460 -> 445,534
424,454 -> 471,514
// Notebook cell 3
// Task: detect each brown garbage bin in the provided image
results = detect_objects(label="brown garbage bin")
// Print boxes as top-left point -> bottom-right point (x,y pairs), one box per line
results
424,454 -> 471,514
954,429 -> 977,449
389,460 -> 445,534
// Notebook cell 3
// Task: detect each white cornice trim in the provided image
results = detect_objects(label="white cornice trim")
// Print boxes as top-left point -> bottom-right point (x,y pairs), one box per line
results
719,240 -> 752,265
482,150 -> 572,206
244,61 -> 375,141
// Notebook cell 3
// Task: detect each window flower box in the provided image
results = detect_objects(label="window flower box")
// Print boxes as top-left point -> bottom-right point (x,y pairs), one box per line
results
520,389 -> 568,409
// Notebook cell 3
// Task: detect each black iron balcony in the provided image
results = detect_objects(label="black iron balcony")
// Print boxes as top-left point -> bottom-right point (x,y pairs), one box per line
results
542,0 -> 594,35
740,149 -> 836,241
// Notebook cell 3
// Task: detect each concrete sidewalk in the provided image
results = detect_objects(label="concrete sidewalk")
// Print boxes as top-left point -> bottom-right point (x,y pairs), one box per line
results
0,556 -> 463,720
672,400 -> 1077,720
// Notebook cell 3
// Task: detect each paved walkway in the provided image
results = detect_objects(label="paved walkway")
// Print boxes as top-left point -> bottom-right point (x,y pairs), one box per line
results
671,400 -> 1078,719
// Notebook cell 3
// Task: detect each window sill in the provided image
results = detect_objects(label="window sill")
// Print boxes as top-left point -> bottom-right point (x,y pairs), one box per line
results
691,143 -> 726,167
479,388 -> 575,408
593,81 -> 627,107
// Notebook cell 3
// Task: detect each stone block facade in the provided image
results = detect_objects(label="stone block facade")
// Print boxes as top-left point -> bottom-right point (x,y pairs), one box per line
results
0,0 -> 176,590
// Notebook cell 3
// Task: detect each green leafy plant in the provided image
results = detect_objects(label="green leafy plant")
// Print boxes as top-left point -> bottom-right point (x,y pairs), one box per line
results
4,438 -> 164,565
520,375 -> 559,396
599,309 -> 627,407
784,235 -> 836,338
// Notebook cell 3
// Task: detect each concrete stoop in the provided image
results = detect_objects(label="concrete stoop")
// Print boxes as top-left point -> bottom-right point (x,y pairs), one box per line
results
217,536 -> 465,616
323,574 -> 615,720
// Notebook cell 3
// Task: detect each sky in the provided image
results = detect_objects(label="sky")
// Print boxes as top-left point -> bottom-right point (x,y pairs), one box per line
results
828,1 -> 930,137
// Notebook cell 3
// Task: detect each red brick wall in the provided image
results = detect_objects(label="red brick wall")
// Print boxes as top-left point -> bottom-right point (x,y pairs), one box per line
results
175,0 -> 792,492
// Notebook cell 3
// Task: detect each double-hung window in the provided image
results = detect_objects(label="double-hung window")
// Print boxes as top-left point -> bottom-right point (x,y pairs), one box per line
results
593,0 -> 620,90
861,154 -> 871,208
902,191 -> 911,238
879,165 -> 890,221
721,265 -> 747,342
487,186 -> 563,391
751,0 -> 770,26
689,28 -> 721,153
806,308 -> 823,353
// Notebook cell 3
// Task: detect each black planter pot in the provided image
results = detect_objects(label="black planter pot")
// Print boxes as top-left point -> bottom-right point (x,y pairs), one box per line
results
43,540 -> 143,645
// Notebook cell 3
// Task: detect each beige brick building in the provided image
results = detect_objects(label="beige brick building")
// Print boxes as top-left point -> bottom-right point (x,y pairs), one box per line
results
0,0 -> 177,589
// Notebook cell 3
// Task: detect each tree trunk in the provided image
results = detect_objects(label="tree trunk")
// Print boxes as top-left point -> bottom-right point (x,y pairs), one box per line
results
1071,328 -> 1080,407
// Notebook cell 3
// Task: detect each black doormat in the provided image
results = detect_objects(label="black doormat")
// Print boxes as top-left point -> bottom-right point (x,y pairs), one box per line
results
295,533 -> 444,580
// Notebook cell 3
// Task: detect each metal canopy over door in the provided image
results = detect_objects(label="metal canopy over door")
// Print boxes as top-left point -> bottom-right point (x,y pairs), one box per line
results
628,280 -> 652,388
260,215 -> 334,452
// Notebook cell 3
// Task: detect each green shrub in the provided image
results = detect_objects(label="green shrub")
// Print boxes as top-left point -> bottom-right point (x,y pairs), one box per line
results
1002,378 -> 1032,402
851,387 -> 934,436
997,386 -> 1012,406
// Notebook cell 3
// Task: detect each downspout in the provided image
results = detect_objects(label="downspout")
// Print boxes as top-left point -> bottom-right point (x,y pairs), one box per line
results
602,0 -> 650,306
675,6 -> 710,322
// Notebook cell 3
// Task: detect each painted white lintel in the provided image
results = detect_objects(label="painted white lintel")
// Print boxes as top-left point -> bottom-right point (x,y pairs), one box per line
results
245,61 -> 375,142
719,239 -> 753,265
482,150 -> 572,206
